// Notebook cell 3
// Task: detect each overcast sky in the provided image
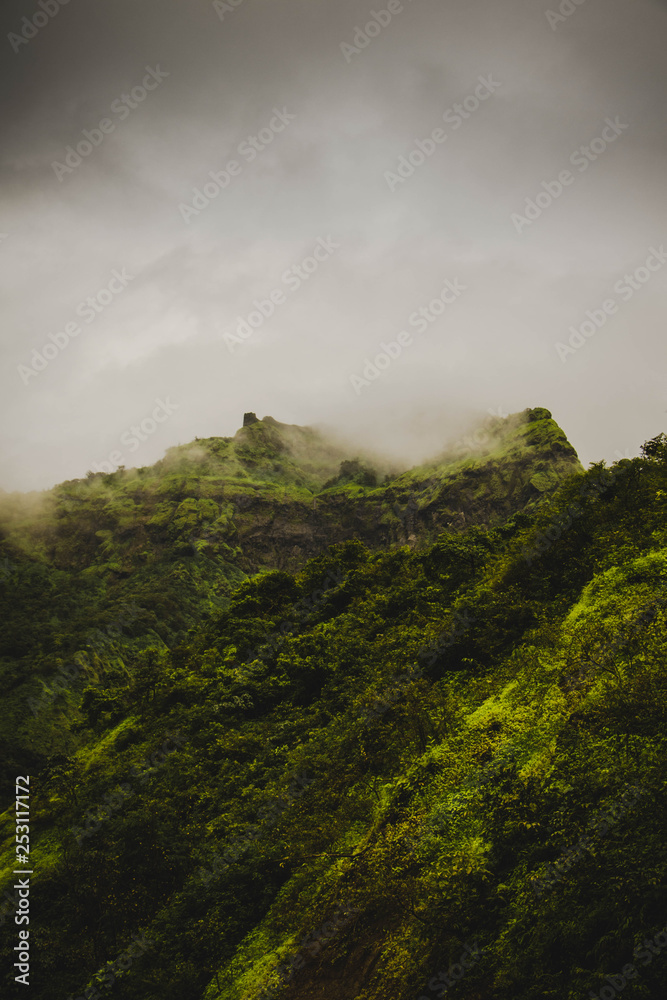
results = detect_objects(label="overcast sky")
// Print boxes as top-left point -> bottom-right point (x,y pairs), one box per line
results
1,0 -> 666,491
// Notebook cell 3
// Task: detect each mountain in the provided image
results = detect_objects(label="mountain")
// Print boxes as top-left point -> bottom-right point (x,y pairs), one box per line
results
0,406 -> 580,737
0,405 -> 580,576
2,411 -> 666,1000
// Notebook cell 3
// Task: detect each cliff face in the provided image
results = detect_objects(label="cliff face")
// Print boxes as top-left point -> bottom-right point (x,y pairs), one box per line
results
0,408 -> 582,581
187,407 -> 582,573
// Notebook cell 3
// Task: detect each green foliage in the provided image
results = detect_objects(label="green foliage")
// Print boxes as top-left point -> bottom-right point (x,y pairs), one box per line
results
1,415 -> 666,1000
323,459 -> 379,489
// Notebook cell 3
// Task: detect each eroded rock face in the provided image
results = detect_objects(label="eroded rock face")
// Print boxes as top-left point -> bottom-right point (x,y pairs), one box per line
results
222,408 -> 582,573
228,463 -> 542,574
8,406 -> 581,584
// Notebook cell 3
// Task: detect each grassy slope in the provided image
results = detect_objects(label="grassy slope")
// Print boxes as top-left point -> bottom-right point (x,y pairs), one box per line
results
0,408 -> 581,575
0,408 -> 580,790
11,412 -> 665,1000
0,435 -> 665,998
190,449 -> 667,1000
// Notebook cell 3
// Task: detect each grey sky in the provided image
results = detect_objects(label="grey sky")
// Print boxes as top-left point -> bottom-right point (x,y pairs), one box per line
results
1,0 -> 666,491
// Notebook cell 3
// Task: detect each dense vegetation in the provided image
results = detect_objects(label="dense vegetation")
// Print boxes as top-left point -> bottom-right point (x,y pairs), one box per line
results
1,412 -> 666,1000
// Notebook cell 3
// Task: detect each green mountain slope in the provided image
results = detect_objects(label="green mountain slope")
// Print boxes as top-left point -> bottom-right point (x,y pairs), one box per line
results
0,406 -> 580,579
4,414 -> 666,1000
0,406 -> 580,783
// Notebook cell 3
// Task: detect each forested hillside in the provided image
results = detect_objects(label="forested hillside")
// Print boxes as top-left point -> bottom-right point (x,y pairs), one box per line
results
1,411 -> 666,1000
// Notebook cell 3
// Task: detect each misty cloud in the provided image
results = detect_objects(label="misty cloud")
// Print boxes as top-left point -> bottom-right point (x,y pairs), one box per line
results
1,0 -> 666,490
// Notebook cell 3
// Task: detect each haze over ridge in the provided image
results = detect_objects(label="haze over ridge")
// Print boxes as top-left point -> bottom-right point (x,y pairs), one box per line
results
1,0 -> 666,490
